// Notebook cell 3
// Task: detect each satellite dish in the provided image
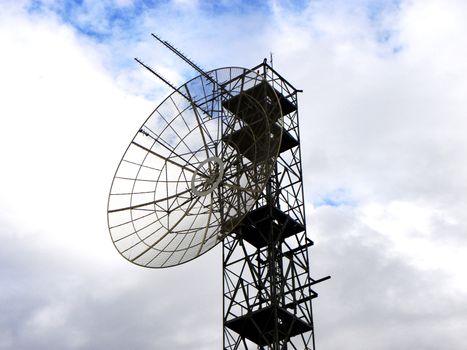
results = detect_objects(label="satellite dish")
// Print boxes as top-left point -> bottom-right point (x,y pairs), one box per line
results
107,67 -> 283,267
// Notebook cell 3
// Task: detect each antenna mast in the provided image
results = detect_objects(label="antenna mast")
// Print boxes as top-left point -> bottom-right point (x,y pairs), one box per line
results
112,34 -> 330,350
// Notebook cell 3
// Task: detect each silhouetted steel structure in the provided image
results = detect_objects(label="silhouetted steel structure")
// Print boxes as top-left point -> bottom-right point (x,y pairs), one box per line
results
107,34 -> 328,350
222,60 -> 329,350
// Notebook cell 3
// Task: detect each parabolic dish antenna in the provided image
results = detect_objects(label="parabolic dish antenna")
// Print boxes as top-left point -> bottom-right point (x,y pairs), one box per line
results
107,67 -> 283,267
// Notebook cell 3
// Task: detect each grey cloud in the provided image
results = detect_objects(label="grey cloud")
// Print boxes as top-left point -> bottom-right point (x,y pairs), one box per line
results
0,217 -> 222,350
310,206 -> 467,350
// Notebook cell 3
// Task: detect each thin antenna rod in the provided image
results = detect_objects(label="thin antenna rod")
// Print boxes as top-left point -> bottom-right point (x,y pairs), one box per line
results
151,34 -> 272,113
134,58 -> 210,116
134,58 -> 183,95
151,33 -> 269,115
151,33 -> 229,93
149,34 -> 260,112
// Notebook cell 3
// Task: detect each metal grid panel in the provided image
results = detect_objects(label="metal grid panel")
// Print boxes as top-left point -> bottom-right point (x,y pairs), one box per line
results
108,67 -> 283,268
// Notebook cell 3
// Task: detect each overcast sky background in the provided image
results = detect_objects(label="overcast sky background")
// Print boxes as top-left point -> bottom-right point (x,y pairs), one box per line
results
1,0 -> 466,349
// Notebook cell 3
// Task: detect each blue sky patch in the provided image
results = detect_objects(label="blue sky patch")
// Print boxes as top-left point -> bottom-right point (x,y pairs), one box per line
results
313,188 -> 355,208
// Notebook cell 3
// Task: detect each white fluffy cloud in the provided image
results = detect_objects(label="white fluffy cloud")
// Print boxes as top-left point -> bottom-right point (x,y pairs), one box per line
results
1,0 -> 466,349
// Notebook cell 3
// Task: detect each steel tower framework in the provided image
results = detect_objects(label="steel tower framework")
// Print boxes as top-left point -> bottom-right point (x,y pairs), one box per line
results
223,61 -> 328,350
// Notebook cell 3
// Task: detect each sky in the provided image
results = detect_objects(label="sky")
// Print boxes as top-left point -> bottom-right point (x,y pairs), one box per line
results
0,0 -> 466,349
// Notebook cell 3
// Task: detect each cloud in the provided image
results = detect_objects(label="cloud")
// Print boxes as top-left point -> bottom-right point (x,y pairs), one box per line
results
0,218 -> 221,349
1,0 -> 467,349
311,204 -> 467,349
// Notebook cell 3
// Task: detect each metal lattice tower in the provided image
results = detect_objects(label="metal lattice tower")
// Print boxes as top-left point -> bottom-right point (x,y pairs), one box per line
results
222,61 -> 328,350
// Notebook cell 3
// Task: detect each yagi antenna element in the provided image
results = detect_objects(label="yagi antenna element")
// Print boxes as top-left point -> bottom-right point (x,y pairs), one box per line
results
151,33 -> 215,85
